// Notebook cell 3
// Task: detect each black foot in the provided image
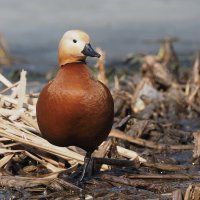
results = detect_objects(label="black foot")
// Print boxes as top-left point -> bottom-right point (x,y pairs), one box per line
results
77,179 -> 85,188
78,151 -> 92,184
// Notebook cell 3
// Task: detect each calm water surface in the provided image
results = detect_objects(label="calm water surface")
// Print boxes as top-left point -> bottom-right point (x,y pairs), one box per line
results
0,0 -> 200,72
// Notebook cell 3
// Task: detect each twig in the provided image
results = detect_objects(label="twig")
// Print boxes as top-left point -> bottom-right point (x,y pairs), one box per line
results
142,162 -> 189,171
0,95 -> 35,111
0,73 -> 12,87
172,189 -> 183,200
110,129 -> 193,150
93,139 -> 112,158
24,151 -> 66,173
0,175 -> 80,191
101,174 -> 172,193
0,81 -> 19,94
0,153 -> 14,168
192,51 -> 200,84
193,131 -> 200,161
20,113 -> 40,133
95,157 -> 137,167
95,48 -> 108,86
184,184 -> 200,200
116,146 -> 146,163
17,70 -> 27,109
128,174 -> 194,180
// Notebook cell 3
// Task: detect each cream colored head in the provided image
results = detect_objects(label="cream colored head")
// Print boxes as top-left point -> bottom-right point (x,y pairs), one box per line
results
58,30 -> 100,66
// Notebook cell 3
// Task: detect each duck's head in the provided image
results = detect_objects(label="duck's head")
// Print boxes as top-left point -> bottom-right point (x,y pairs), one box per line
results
58,30 -> 100,66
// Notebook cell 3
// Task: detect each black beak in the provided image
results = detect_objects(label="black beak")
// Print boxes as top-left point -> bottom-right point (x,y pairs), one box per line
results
81,43 -> 101,58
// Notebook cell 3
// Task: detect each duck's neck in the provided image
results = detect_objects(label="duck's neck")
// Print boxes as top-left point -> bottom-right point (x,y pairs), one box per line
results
59,62 -> 89,76
55,62 -> 94,86
60,61 -> 86,67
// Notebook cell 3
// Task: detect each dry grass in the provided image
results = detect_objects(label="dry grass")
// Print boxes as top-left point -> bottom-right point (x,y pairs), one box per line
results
0,70 -> 145,184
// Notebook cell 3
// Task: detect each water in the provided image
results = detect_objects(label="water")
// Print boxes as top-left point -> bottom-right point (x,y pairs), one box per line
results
0,0 -> 200,73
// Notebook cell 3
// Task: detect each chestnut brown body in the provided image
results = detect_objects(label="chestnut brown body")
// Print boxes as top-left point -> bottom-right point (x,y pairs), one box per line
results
36,63 -> 114,152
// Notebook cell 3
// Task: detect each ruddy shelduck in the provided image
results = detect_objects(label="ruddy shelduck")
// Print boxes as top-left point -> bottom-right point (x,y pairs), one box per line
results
36,30 -> 114,182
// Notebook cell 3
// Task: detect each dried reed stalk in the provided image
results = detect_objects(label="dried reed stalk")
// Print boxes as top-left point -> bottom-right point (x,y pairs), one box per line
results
110,129 -> 193,150
96,48 -> 108,86
193,131 -> 200,162
192,51 -> 200,84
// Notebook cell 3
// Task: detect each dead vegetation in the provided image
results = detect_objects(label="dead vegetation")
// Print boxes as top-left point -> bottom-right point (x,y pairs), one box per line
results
0,38 -> 199,199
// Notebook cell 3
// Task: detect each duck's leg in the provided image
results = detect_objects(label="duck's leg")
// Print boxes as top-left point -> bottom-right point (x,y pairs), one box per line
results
79,151 -> 92,184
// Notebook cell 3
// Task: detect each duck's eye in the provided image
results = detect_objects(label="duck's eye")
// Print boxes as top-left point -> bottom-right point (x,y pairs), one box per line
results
73,39 -> 77,43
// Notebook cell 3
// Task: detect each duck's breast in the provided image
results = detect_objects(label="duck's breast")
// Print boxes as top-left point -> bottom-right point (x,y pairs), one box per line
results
36,63 -> 114,151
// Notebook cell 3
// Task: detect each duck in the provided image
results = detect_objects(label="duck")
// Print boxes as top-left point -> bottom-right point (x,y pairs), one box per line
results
36,30 -> 114,182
